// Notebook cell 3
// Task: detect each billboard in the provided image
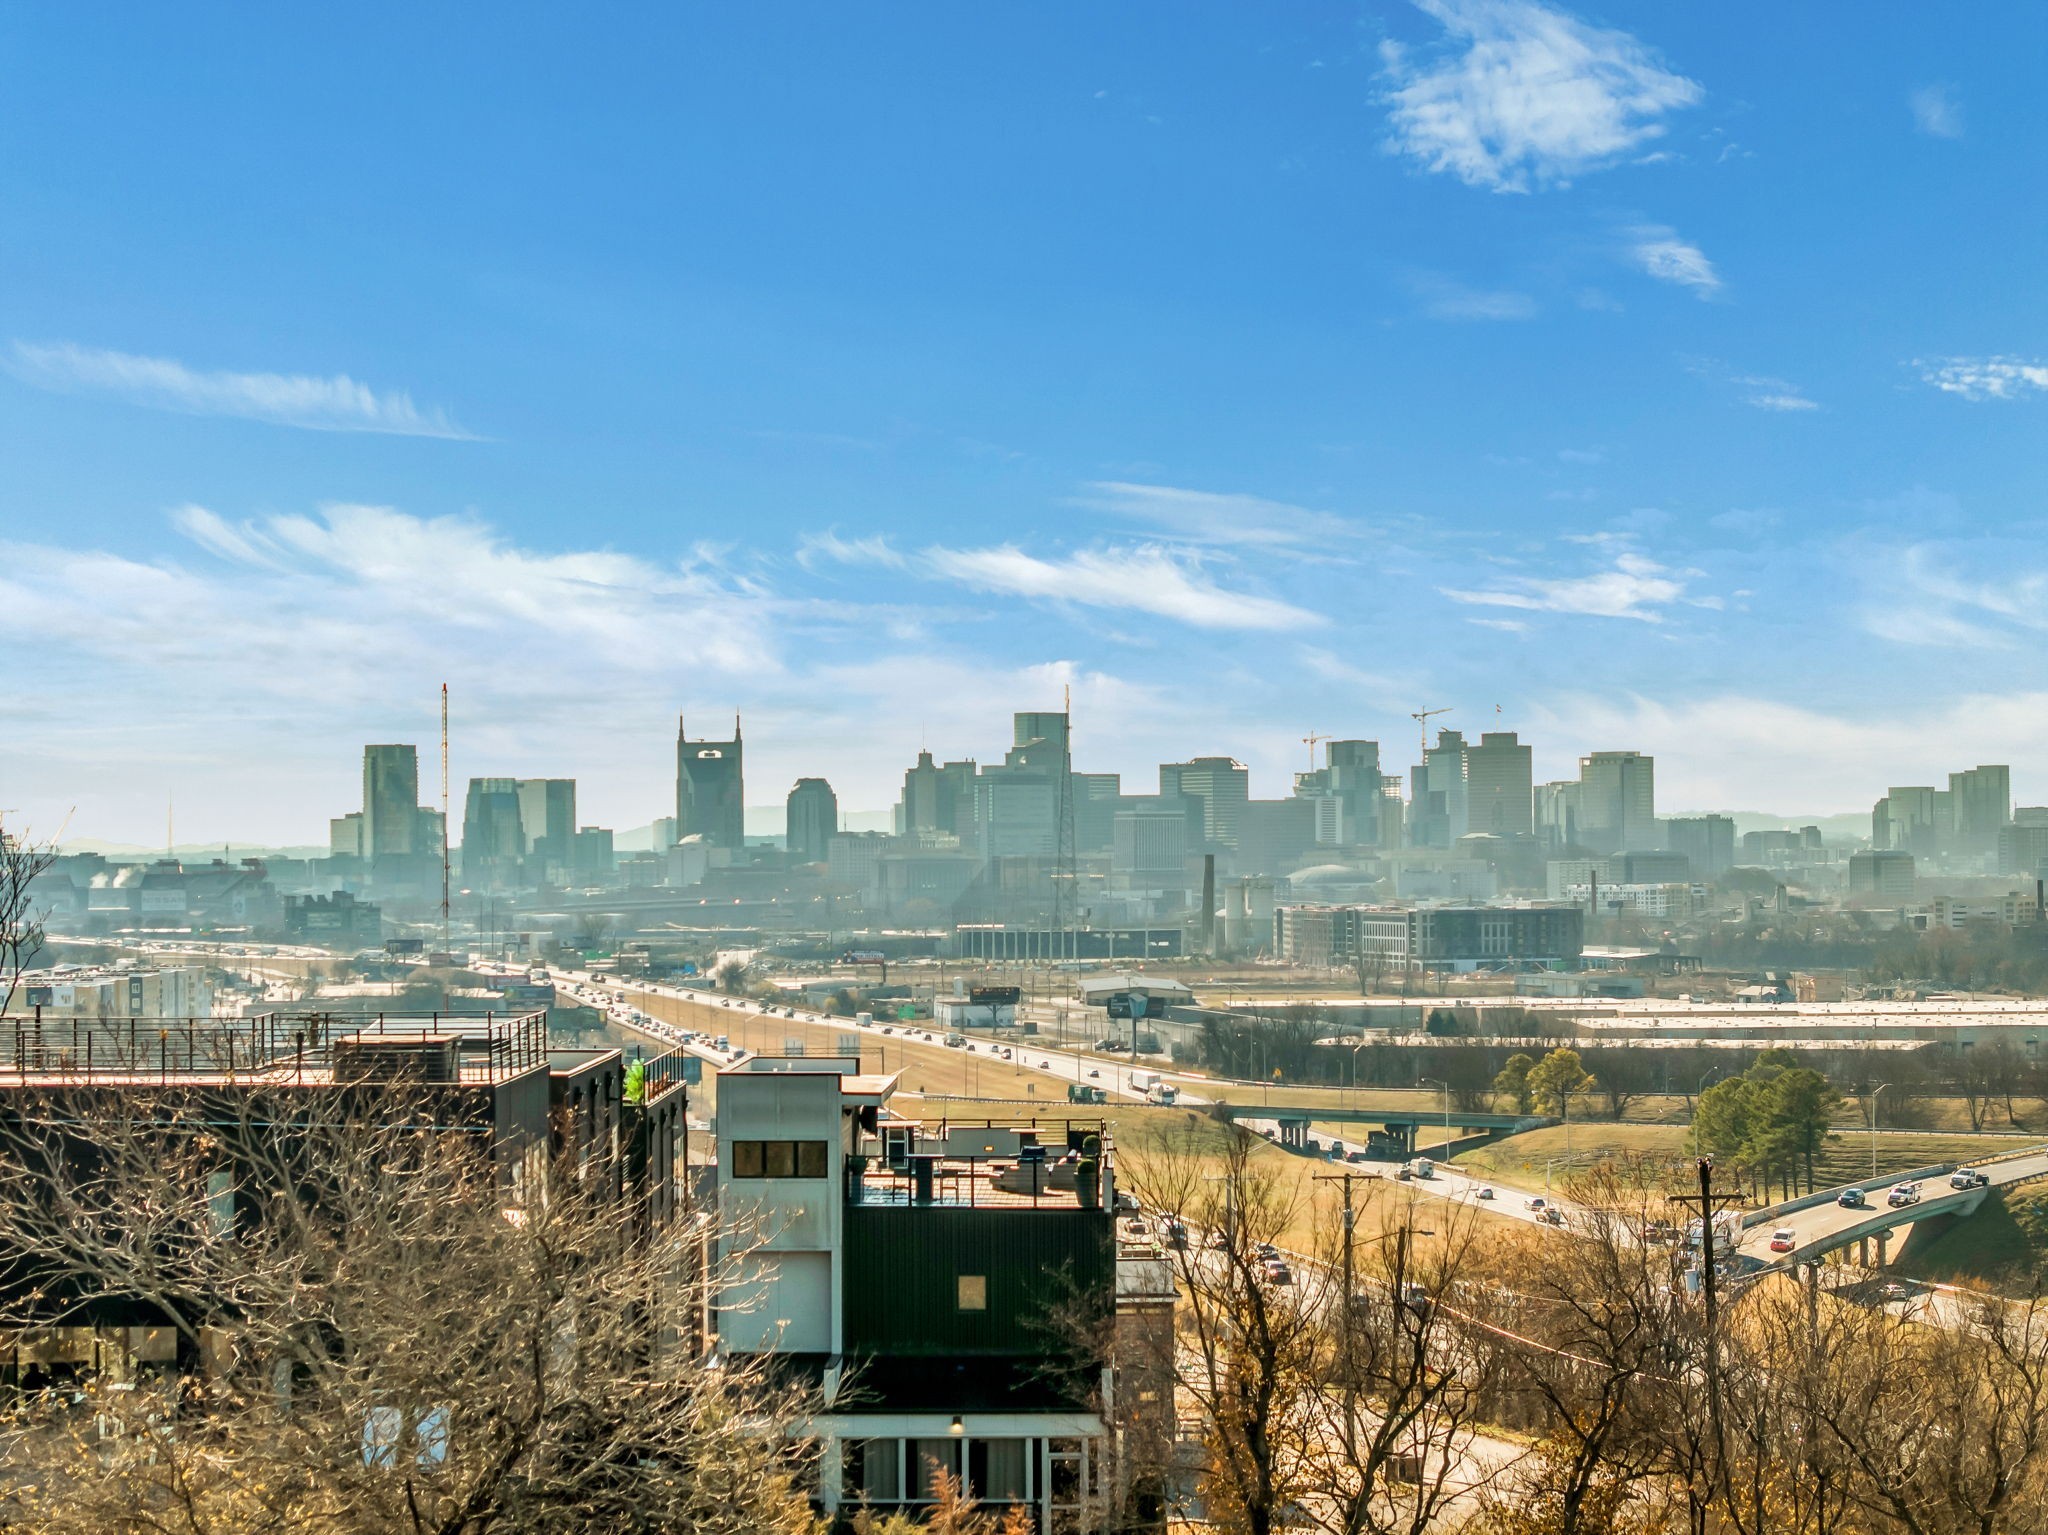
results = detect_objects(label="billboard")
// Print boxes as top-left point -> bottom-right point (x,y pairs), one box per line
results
969,985 -> 1021,1005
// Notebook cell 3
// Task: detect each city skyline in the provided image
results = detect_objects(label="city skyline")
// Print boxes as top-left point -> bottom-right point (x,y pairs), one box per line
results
7,4 -> 2048,843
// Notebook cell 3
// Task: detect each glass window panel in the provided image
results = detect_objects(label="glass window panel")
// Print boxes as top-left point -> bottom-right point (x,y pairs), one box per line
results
856,1439 -> 901,1501
958,1274 -> 988,1311
914,1439 -> 960,1499
764,1141 -> 797,1178
732,1141 -> 764,1178
981,1439 -> 1027,1503
796,1140 -> 829,1178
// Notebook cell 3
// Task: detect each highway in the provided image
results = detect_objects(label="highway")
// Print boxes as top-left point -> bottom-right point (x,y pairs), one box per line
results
1736,1144 -> 2048,1264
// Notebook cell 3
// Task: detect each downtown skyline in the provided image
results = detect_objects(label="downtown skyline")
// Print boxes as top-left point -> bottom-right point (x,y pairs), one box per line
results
5,3 -> 2047,844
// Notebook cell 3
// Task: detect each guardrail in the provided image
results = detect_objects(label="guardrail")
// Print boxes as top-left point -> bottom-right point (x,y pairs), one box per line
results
1741,1161 -> 1961,1230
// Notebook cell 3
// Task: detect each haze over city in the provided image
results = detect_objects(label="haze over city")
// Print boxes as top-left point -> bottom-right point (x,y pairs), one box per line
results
5,4 -> 2047,846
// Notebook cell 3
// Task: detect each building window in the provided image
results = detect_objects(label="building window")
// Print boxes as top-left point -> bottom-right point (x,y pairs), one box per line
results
729,1140 -> 829,1179
957,1274 -> 988,1311
913,1439 -> 961,1500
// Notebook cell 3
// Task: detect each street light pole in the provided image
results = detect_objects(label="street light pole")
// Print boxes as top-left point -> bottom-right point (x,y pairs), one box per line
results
1418,1076 -> 1451,1155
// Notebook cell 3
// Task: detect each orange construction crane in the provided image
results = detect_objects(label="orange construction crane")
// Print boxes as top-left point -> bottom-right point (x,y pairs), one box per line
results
1410,706 -> 1453,755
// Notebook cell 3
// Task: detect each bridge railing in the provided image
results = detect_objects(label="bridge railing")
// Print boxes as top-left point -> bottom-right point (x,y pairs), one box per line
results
1741,1161 -> 1962,1230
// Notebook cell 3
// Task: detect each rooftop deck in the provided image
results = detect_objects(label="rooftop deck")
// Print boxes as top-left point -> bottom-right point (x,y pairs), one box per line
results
851,1116 -> 1114,1210
0,1011 -> 551,1088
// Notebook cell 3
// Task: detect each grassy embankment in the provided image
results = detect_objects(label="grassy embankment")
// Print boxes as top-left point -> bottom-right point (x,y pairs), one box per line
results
1449,1124 -> 2035,1200
1897,1183 -> 2048,1291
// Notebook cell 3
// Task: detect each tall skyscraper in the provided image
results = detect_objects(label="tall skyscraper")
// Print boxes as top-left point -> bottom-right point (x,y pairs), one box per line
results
362,745 -> 420,858
1666,814 -> 1736,878
461,778 -> 525,886
1160,757 -> 1250,848
1293,739 -> 1387,847
516,779 -> 577,868
1576,751 -> 1656,854
676,714 -> 745,850
1463,731 -> 1533,838
1406,730 -> 1467,849
1534,780 -> 1582,851
786,777 -> 839,864
1949,765 -> 2012,854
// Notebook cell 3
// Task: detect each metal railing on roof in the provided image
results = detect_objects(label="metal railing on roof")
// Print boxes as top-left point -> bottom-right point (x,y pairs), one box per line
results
0,1010 -> 550,1086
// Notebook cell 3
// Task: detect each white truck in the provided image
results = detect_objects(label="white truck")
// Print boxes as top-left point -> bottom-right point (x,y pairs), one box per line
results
1404,1157 -> 1436,1180
1147,1082 -> 1179,1105
1129,1069 -> 1161,1095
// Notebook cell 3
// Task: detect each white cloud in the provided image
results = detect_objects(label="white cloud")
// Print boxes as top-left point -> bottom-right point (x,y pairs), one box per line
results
1685,357 -> 1817,410
6,341 -> 477,438
1534,691 -> 2048,816
1073,481 -> 1357,548
1627,225 -> 1721,296
1914,357 -> 2048,402
922,543 -> 1321,631
1439,550 -> 1702,621
1857,543 -> 2048,650
1743,389 -> 1818,412
796,530 -> 907,570
1411,274 -> 1538,320
1379,0 -> 1700,193
1909,83 -> 1963,139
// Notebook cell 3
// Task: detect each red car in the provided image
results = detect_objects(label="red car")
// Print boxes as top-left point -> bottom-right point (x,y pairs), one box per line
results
1768,1227 -> 1797,1254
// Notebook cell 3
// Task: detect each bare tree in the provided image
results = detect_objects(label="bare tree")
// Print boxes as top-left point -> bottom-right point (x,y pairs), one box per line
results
0,817 -> 57,1016
1118,1121 -> 1501,1535
0,1088 -> 817,1535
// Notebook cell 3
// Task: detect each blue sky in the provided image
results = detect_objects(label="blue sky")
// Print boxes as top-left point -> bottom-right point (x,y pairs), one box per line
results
4,2 -> 2047,846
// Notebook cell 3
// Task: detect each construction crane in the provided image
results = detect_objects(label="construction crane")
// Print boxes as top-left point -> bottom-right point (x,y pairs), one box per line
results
1301,732 -> 1331,775
1411,706 -> 1453,755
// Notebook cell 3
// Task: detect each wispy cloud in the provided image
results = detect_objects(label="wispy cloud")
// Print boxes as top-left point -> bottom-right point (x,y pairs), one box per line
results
1410,273 -> 1538,320
1857,542 -> 2048,650
796,530 -> 908,571
1626,224 -> 1720,296
1439,550 -> 1703,622
1909,83 -> 1963,139
1379,0 -> 1700,193
1914,356 -> 2048,402
1534,690 -> 2048,816
1073,481 -> 1357,549
922,544 -> 1320,631
6,341 -> 478,438
1685,357 -> 1818,411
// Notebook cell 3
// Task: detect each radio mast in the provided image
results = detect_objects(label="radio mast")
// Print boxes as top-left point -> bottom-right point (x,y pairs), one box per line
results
440,683 -> 451,948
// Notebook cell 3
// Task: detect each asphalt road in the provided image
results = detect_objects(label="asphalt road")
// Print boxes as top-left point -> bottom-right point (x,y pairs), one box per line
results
1736,1146 -> 2048,1262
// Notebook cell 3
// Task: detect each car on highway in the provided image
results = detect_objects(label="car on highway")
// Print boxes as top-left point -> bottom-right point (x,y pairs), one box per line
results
1161,1217 -> 1189,1250
1525,1196 -> 1548,1213
1768,1227 -> 1798,1253
1206,1229 -> 1231,1251
1542,1207 -> 1566,1227
1837,1187 -> 1867,1209
1951,1168 -> 1990,1190
1888,1181 -> 1922,1207
1087,1069 -> 1101,1079
1260,1257 -> 1293,1285
1474,1185 -> 1495,1200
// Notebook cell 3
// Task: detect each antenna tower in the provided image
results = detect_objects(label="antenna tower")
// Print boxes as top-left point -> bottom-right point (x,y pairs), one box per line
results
440,683 -> 451,948
1051,685 -> 1078,966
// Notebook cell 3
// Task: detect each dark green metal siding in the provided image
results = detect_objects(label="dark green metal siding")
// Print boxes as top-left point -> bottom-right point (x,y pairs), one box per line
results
842,1206 -> 1112,1355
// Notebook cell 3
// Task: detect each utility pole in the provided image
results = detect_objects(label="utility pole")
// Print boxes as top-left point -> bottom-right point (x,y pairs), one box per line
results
1671,1156 -> 1747,1510
1314,1168 -> 1381,1466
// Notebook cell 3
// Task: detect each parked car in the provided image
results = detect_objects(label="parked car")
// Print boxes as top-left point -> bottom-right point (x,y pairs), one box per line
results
1837,1187 -> 1867,1209
1888,1182 -> 1922,1208
1769,1227 -> 1798,1253
1951,1168 -> 1990,1190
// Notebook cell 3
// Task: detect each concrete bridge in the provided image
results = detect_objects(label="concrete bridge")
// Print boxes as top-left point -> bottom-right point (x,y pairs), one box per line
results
1737,1143 -> 2048,1267
1213,1103 -> 1555,1156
